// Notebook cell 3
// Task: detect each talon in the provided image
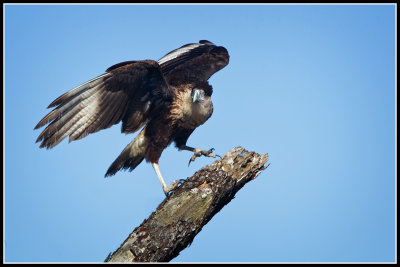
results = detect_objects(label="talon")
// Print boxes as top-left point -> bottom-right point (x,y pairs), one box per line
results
205,148 -> 214,155
188,155 -> 196,166
164,179 -> 185,197
188,149 -> 201,166
188,148 -> 219,166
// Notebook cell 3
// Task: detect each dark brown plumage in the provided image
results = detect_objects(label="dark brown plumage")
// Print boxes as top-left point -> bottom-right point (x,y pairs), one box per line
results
35,40 -> 229,195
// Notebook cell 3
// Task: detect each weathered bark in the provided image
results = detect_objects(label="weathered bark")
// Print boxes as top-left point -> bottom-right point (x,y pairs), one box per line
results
105,146 -> 269,263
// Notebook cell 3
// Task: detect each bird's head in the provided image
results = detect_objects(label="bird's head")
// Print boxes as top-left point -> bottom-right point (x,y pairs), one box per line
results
192,88 -> 206,103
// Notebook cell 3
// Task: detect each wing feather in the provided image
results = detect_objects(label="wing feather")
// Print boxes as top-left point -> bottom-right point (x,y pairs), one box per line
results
69,90 -> 128,141
35,41 -> 229,149
67,90 -> 115,142
35,86 -> 107,146
42,89 -> 107,148
35,60 -> 170,149
47,73 -> 109,108
35,80 -> 108,130
158,40 -> 229,82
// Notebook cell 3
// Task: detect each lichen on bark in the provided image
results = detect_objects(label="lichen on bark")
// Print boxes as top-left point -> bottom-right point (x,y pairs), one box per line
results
106,146 -> 269,262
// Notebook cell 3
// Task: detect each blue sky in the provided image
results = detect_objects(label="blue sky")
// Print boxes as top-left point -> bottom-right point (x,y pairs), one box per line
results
4,4 -> 396,263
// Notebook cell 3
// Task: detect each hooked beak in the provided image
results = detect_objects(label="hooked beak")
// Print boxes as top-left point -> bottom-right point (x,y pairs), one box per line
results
192,89 -> 202,103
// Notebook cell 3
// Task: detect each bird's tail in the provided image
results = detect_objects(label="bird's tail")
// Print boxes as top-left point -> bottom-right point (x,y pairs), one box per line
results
105,129 -> 148,177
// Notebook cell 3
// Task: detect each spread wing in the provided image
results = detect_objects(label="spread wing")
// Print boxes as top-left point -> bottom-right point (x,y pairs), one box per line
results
157,40 -> 230,83
35,60 -> 171,149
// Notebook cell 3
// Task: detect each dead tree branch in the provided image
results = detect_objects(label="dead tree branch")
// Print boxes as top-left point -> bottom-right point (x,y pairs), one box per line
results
105,146 -> 269,262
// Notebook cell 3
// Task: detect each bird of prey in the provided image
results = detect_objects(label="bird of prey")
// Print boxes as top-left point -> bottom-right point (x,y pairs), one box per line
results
34,40 -> 230,196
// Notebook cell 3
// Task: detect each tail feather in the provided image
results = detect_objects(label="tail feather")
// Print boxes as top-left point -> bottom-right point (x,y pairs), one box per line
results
105,129 -> 148,177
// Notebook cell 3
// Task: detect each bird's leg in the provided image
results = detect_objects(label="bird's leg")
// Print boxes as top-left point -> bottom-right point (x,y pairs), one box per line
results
178,145 -> 221,166
152,162 -> 184,196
